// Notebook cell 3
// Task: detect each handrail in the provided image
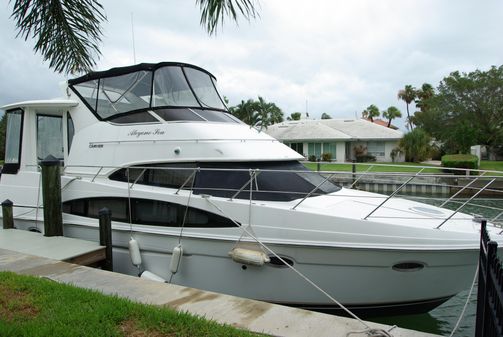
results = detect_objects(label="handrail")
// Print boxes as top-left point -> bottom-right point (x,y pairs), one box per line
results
442,172 -> 485,207
230,169 -> 261,201
175,168 -> 199,195
292,171 -> 337,210
349,165 -> 373,189
363,168 -> 425,220
436,179 -> 496,229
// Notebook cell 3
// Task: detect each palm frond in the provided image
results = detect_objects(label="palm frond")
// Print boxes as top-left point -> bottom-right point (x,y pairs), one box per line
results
10,0 -> 106,74
196,0 -> 258,35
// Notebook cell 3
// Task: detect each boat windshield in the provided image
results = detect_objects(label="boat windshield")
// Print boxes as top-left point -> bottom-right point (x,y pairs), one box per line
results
109,161 -> 341,201
69,63 -> 230,123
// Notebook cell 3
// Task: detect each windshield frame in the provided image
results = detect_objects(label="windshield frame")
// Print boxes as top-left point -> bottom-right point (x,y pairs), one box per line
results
68,62 -> 228,122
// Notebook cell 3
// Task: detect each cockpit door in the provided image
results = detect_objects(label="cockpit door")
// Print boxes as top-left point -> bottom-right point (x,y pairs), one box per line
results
37,114 -> 64,163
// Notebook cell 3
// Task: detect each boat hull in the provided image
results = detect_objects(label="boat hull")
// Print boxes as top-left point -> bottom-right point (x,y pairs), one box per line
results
10,219 -> 478,316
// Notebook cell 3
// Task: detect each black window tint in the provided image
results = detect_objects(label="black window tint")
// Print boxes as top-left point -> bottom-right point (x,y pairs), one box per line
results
133,199 -> 177,226
153,108 -> 204,122
88,198 -> 128,222
194,109 -> 237,123
108,111 -> 159,124
63,197 -> 235,228
67,113 -> 75,151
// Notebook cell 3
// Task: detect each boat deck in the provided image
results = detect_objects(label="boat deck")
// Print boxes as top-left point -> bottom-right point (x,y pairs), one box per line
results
0,228 -> 105,266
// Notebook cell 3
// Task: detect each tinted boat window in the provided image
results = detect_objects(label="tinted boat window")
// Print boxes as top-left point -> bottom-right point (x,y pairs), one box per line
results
63,197 -> 235,228
109,161 -> 340,201
153,108 -> 204,122
108,111 -> 159,124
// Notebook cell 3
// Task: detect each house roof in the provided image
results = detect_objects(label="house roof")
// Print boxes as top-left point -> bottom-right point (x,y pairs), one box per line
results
266,118 -> 403,141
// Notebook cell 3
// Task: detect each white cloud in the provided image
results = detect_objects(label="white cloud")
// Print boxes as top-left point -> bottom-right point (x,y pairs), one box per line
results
1,0 -> 503,130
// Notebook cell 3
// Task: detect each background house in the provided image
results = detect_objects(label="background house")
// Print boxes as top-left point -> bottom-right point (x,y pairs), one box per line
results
266,119 -> 404,162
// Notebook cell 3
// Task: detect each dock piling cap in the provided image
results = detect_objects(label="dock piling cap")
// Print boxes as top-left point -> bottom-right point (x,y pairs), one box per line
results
2,199 -> 13,207
41,155 -> 60,166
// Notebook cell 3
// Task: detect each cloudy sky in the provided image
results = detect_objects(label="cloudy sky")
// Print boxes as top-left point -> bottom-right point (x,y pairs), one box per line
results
1,0 -> 502,129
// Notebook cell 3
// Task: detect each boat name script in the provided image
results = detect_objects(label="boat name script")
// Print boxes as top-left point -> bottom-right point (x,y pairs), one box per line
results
128,129 -> 166,138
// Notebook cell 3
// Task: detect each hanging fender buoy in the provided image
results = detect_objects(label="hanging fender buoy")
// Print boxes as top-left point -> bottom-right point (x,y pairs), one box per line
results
170,244 -> 183,274
229,247 -> 270,266
128,238 -> 142,267
140,270 -> 166,283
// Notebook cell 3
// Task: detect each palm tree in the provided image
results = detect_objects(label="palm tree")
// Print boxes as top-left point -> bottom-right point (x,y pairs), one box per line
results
230,97 -> 283,129
382,106 -> 402,128
362,104 -> 380,122
397,85 -> 416,130
415,83 -> 434,112
254,96 -> 284,128
9,0 -> 258,74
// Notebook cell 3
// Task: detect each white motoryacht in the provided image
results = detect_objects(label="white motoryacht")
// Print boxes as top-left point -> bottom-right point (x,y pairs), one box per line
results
1,62 -> 502,316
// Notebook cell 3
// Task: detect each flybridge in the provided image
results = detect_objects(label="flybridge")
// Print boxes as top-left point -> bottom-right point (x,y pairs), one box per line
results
68,62 -> 237,124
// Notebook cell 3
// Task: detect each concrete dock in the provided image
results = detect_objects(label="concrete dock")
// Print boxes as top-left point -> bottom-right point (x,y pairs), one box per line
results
0,248 -> 440,337
0,228 -> 105,265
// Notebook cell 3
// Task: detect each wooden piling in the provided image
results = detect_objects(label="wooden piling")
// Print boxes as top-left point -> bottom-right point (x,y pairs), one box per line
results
2,199 -> 14,229
41,155 -> 63,237
98,208 -> 113,271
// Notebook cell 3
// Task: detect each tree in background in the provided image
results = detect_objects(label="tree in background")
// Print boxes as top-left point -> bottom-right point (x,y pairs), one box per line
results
229,96 -> 283,129
413,66 -> 503,155
321,113 -> 332,119
382,106 -> 402,128
414,83 -> 434,113
399,128 -> 431,162
9,0 -> 258,74
397,85 -> 416,131
287,112 -> 302,121
361,104 -> 380,122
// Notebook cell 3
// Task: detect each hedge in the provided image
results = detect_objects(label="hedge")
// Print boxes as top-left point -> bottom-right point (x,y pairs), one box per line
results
441,154 -> 478,174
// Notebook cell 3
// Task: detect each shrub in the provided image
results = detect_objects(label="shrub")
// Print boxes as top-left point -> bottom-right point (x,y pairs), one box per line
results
355,154 -> 376,163
390,147 -> 402,162
399,128 -> 431,162
441,154 -> 478,175
321,153 -> 332,162
308,155 -> 317,162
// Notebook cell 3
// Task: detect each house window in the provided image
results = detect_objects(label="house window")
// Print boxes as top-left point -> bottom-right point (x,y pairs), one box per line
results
3,109 -> 24,173
308,143 -> 321,158
322,143 -> 337,159
289,143 -> 303,155
367,141 -> 385,157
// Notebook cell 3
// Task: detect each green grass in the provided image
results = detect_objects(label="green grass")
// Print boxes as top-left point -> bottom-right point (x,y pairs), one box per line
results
0,271 -> 262,337
303,161 -> 443,173
480,160 -> 503,172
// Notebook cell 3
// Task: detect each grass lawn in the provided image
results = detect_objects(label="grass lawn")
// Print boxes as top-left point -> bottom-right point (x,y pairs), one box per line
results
303,161 -> 443,173
0,271 -> 262,337
480,160 -> 503,172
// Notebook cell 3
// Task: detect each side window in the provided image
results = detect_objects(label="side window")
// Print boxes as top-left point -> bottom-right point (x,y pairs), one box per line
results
67,113 -> 75,152
62,197 -> 235,228
3,109 -> 24,174
37,115 -> 63,161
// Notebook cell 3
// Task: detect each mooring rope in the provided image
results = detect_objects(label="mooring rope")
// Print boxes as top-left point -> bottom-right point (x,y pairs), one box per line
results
448,262 -> 479,337
203,197 -> 395,336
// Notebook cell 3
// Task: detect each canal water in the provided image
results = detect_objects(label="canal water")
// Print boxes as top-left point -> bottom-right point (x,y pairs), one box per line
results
368,196 -> 502,337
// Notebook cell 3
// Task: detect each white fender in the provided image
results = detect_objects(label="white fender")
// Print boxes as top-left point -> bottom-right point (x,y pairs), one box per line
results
170,244 -> 183,274
128,238 -> 142,267
229,247 -> 270,266
140,271 -> 166,283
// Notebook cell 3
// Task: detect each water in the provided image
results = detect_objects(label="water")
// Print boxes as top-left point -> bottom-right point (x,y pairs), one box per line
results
367,196 -> 502,337
370,289 -> 477,337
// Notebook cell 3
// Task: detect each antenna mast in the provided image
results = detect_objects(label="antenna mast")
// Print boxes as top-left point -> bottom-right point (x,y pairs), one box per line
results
131,13 -> 136,64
